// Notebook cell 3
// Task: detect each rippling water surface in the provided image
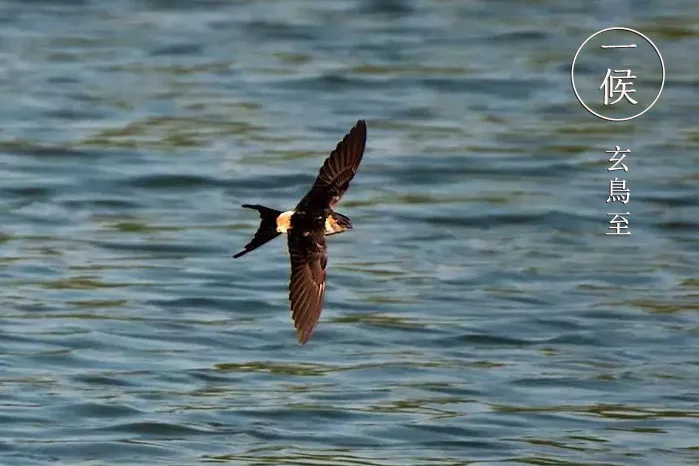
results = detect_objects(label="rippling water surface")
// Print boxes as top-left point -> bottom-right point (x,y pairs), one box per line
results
2,1 -> 699,465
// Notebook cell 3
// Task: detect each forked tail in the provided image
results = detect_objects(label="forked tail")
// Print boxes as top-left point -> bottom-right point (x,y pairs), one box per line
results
233,204 -> 283,258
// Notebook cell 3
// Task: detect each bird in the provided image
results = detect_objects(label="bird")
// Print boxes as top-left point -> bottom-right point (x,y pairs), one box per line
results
233,120 -> 367,344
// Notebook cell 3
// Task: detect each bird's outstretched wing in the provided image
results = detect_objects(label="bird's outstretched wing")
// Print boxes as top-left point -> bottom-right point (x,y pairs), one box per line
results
297,119 -> 367,211
287,228 -> 327,344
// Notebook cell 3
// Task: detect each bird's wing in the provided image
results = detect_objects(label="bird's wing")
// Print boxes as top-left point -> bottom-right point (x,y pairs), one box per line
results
297,119 -> 366,211
287,229 -> 327,344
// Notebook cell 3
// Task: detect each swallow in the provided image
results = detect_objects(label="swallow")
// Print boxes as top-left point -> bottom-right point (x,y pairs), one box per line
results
234,120 -> 367,344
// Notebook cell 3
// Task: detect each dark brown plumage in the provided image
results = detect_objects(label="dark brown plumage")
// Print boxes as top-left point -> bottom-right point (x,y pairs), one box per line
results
288,119 -> 366,343
234,120 -> 367,344
297,120 -> 367,212
233,205 -> 281,259
288,227 -> 327,344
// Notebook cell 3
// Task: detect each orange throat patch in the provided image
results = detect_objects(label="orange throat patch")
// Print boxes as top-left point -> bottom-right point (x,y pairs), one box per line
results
325,215 -> 346,235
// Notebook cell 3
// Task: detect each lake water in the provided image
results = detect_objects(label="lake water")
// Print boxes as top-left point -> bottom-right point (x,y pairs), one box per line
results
1,1 -> 699,465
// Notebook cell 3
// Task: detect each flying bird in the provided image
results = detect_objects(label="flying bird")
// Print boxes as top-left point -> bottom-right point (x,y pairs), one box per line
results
234,120 -> 367,344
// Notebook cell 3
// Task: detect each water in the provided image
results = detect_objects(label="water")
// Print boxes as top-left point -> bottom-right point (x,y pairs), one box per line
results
1,1 -> 699,465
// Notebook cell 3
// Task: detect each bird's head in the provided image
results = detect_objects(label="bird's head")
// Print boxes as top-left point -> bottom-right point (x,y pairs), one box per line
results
329,212 -> 353,233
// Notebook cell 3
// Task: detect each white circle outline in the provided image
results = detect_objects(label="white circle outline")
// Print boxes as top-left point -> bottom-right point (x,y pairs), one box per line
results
571,27 -> 665,122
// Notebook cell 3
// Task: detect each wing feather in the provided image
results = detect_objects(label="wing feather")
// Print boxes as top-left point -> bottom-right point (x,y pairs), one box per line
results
297,120 -> 367,210
287,230 -> 327,344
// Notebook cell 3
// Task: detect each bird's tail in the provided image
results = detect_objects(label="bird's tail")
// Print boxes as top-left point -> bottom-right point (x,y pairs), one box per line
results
233,204 -> 283,258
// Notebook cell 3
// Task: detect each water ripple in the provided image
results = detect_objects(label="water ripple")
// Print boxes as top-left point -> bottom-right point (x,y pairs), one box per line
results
1,0 -> 698,465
